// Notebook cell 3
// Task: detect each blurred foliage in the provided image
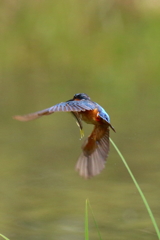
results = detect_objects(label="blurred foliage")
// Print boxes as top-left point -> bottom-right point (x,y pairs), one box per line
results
1,0 -> 160,115
0,1 -> 160,240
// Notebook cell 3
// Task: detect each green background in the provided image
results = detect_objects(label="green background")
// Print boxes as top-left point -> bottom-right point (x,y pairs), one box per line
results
1,1 -> 160,239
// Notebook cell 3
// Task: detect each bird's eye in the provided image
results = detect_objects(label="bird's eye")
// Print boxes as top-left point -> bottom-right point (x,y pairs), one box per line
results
74,93 -> 81,99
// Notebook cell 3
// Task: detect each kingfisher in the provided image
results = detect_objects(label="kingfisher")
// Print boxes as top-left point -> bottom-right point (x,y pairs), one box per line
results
13,93 -> 115,179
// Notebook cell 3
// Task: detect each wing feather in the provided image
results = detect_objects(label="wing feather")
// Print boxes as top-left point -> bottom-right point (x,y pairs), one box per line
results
13,100 -> 95,122
76,127 -> 110,178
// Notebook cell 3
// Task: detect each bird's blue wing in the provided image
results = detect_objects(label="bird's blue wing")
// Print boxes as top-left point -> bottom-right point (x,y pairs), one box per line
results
96,104 -> 110,123
96,104 -> 116,132
13,100 -> 95,122
49,100 -> 95,112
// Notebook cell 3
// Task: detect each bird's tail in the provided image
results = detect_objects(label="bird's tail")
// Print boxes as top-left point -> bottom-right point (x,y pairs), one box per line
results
75,126 -> 110,178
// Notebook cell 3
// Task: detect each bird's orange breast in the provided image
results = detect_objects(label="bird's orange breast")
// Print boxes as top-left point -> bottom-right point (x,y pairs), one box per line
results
79,108 -> 100,125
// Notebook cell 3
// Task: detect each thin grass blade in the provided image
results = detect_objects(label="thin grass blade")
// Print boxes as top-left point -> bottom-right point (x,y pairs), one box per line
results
110,138 -> 160,240
87,199 -> 102,240
85,199 -> 89,240
0,234 -> 10,240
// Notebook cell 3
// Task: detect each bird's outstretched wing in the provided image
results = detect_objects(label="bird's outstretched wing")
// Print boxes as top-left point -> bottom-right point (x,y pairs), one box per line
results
75,125 -> 110,178
13,100 -> 95,122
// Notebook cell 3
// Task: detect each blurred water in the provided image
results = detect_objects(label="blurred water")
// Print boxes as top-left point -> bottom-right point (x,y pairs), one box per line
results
1,1 -> 160,240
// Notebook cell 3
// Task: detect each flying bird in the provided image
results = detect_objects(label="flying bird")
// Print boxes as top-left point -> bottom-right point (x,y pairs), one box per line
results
13,93 -> 115,178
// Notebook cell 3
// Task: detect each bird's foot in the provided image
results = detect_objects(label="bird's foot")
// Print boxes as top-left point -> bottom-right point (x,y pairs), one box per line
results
79,129 -> 84,140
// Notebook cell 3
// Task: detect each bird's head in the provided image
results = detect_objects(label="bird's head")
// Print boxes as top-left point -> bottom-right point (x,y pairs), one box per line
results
73,93 -> 91,101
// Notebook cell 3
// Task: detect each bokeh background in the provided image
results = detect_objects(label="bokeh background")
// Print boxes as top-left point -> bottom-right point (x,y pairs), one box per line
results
1,1 -> 160,239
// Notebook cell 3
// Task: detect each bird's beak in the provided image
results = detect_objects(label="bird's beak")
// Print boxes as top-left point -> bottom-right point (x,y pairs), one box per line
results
66,98 -> 74,102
